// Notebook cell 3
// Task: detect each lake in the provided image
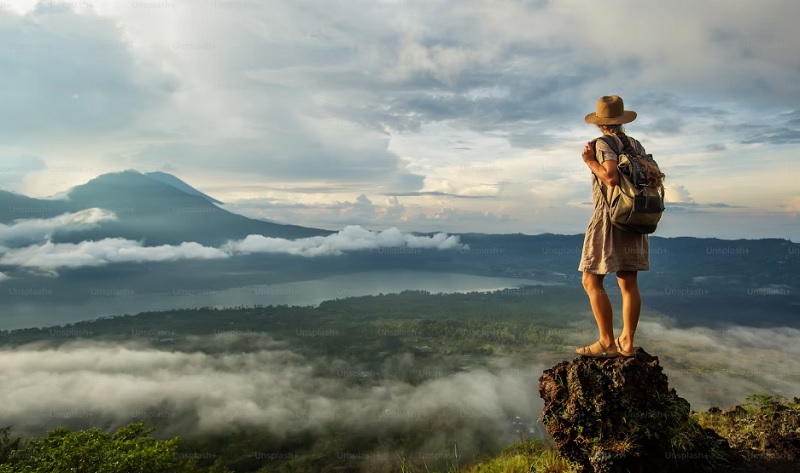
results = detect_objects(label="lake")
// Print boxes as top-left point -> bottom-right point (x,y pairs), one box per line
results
1,270 -> 554,330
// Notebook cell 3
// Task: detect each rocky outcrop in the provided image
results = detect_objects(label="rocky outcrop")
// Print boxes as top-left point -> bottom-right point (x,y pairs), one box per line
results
539,349 -> 733,472
704,395 -> 800,472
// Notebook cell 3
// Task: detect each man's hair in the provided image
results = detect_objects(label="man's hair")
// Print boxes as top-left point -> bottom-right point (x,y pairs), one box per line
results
597,125 -> 665,189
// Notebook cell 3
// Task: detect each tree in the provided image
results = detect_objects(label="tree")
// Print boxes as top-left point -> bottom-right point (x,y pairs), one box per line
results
0,426 -> 20,465
0,422 -> 193,473
206,457 -> 234,473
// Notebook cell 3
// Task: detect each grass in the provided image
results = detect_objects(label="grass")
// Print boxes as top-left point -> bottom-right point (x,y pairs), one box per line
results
461,441 -> 578,473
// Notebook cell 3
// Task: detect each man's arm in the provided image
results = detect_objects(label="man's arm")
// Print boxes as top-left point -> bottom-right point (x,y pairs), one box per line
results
582,141 -> 619,187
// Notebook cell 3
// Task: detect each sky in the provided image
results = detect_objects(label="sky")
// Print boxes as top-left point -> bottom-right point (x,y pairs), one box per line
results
1,0 -> 799,240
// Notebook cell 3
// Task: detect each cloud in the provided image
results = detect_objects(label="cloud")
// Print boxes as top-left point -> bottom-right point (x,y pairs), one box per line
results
705,144 -> 726,152
0,238 -> 228,271
665,184 -> 696,204
634,322 -> 800,410
0,337 -> 541,459
0,155 -> 47,189
783,195 -> 800,216
0,214 -> 466,271
740,112 -> 800,144
223,225 -> 465,257
0,208 -> 117,245
2,1 -> 798,238
0,5 -> 176,142
386,191 -> 493,199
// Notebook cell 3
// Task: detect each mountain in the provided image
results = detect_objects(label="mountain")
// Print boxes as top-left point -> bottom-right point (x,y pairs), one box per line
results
0,170 -> 798,331
0,170 -> 330,246
0,189 -> 72,223
144,171 -> 224,205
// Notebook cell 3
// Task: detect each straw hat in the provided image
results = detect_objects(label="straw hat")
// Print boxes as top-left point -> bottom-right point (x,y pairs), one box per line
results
584,95 -> 637,125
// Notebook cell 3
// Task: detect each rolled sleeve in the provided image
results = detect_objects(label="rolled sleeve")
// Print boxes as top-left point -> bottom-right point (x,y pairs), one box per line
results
595,139 -> 619,165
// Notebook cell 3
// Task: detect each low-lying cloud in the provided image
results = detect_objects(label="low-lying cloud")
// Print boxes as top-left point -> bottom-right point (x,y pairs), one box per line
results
0,211 -> 466,274
0,238 -> 229,271
0,336 -> 540,453
222,225 -> 463,257
0,208 -> 116,244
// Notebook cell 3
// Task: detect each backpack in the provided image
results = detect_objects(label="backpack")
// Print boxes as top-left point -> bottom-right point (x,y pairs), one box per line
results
593,135 -> 665,234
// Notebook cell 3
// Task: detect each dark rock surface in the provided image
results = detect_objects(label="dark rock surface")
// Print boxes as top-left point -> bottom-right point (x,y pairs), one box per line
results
539,349 -> 733,472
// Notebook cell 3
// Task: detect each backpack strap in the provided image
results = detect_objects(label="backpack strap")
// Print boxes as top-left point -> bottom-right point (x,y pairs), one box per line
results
593,135 -> 621,157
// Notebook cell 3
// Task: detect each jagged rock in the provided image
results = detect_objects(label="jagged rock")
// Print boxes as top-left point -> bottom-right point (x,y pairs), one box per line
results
539,349 -> 733,473
705,395 -> 800,470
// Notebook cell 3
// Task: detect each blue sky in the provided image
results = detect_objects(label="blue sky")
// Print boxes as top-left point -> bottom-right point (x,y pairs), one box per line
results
1,0 -> 798,240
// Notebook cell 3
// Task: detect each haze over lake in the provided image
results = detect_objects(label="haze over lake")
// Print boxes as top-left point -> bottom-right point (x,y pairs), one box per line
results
2,271 -> 553,330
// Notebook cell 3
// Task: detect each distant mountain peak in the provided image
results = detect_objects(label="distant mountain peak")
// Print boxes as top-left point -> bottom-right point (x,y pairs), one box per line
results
144,171 -> 223,205
64,170 -> 224,206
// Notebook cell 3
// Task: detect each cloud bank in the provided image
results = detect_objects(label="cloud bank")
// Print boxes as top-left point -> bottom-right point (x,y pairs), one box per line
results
0,238 -> 229,271
0,208 -> 116,244
223,225 -> 463,257
0,336 -> 542,470
0,211 -> 466,273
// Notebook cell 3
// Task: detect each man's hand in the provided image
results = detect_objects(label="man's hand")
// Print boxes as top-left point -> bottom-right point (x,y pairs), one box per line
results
582,141 -> 596,163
